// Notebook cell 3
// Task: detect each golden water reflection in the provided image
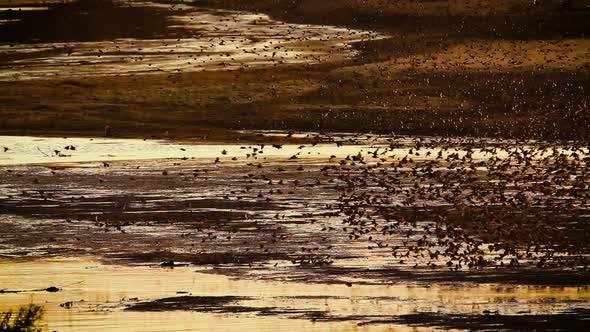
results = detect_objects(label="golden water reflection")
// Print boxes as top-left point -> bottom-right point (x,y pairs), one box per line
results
0,258 -> 588,331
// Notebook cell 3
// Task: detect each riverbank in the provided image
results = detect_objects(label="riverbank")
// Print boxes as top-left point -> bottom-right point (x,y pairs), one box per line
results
0,0 -> 588,142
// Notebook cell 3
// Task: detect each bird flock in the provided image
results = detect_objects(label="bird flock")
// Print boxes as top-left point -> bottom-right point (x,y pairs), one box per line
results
0,2 -> 382,81
323,136 -> 590,270
210,134 -> 590,272
1,133 -> 589,275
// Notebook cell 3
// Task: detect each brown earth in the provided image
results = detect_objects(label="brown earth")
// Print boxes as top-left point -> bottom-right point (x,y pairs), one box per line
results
0,0 -> 588,142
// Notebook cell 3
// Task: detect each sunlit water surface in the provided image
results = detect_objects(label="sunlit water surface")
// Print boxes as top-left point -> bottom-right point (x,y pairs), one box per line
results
1,134 -> 589,331
0,1 -> 383,81
0,258 -> 588,332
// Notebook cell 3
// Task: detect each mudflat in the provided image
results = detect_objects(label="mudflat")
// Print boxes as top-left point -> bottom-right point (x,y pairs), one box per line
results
0,0 -> 588,141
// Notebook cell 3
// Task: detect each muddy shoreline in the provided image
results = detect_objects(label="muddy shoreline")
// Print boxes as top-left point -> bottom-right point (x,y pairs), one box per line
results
0,1 -> 588,142
1,135 -> 589,287
2,257 -> 586,332
1,135 -> 590,331
126,295 -> 590,331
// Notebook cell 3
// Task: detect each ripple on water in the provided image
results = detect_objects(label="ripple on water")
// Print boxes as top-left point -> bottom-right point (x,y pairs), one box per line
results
0,258 -> 589,332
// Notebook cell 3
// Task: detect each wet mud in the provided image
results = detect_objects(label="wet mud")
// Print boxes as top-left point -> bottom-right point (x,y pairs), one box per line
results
0,0 -> 381,81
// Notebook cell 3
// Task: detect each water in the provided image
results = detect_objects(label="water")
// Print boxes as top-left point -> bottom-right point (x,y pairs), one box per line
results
1,134 -> 585,165
0,258 -> 587,332
1,134 -> 589,331
0,135 -> 379,165
0,1 -> 383,81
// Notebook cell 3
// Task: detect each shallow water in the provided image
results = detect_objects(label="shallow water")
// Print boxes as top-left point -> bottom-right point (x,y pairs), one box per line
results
0,258 -> 588,332
0,7 -> 49,11
0,135 -> 380,165
0,1 -> 383,81
1,133 -> 589,330
0,134 -> 584,166
0,258 -> 428,332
